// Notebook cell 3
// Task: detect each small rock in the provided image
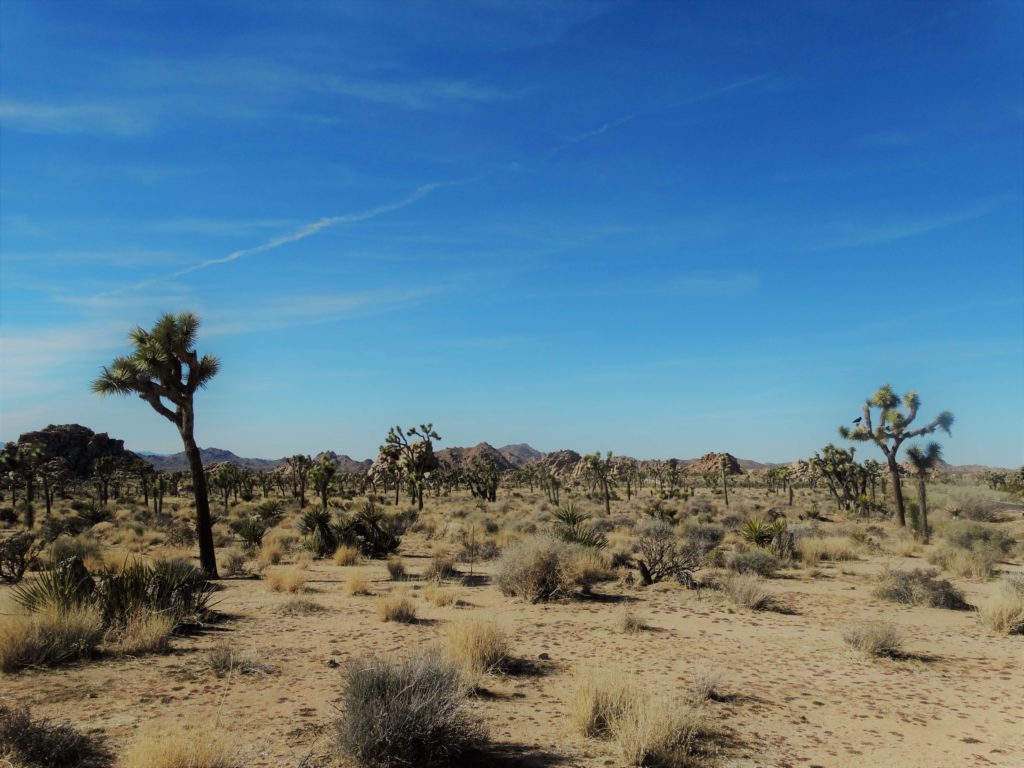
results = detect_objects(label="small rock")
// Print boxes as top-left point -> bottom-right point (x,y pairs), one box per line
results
326,659 -> 339,668
538,652 -> 550,660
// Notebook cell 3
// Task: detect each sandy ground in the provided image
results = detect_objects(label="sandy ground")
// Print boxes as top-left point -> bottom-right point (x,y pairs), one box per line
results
2,530 -> 1021,768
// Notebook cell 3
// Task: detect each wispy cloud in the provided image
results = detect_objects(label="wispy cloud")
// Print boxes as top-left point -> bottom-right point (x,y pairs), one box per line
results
0,99 -> 151,136
550,74 -> 771,156
808,200 -> 1004,251
316,75 -> 528,110
152,218 -> 298,237
170,180 -> 468,278
674,271 -> 758,296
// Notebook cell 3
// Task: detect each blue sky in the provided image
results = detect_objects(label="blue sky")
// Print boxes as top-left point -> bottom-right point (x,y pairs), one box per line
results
1,0 -> 1022,466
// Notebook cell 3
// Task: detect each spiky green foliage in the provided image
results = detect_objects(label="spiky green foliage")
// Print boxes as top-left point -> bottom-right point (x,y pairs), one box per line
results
551,503 -> 608,550
334,501 -> 404,558
741,518 -> 786,548
236,515 -> 267,550
299,507 -> 338,558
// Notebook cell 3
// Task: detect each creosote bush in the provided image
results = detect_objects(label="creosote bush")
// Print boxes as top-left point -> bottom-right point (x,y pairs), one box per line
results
873,567 -> 970,610
728,549 -> 779,577
0,703 -> 112,768
334,652 -> 483,767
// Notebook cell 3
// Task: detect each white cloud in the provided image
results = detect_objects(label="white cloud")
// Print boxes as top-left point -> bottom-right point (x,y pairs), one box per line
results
0,99 -> 151,136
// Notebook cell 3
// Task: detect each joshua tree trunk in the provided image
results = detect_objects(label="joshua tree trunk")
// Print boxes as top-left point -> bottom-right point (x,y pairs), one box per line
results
884,455 -> 906,527
916,476 -> 929,543
181,425 -> 218,578
721,471 -> 729,507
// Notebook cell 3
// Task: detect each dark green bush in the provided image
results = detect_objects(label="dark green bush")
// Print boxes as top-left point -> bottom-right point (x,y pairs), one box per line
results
729,549 -> 779,577
874,567 -> 971,610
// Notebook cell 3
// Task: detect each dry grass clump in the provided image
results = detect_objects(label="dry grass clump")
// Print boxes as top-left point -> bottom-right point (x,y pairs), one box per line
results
570,667 -> 711,766
688,660 -> 723,703
386,557 -> 407,580
207,641 -> 274,678
266,566 -> 307,593
722,574 -> 773,611
619,610 -> 646,633
874,567 -> 970,609
842,622 -> 904,657
978,574 -> 1024,635
423,582 -> 460,607
883,531 -> 922,558
610,693 -> 708,768
122,723 -> 240,768
333,545 -> 362,567
258,540 -> 284,566
0,606 -> 104,672
106,610 -> 174,655
445,618 -> 510,677
276,596 -> 325,616
569,667 -> 638,738
797,536 -> 861,566
220,547 -> 248,577
424,555 -> 459,581
926,546 -> 999,579
0,703 -> 112,768
378,593 -> 417,623
334,652 -> 482,767
495,536 -> 604,602
345,576 -> 372,597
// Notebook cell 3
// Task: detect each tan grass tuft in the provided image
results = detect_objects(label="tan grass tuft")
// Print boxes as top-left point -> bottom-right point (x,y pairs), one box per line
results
0,606 -> 104,672
333,545 -> 362,567
266,567 -> 307,593
378,594 -> 417,623
445,618 -> 510,677
122,722 -> 240,768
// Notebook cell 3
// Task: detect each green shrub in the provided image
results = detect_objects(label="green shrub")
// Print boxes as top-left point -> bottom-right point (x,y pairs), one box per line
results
50,534 -> 102,565
0,532 -> 41,583
729,549 -> 779,577
944,522 -> 1013,554
874,567 -> 970,610
334,653 -> 482,767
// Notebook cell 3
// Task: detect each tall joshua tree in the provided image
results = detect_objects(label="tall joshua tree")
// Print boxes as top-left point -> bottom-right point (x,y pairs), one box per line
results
839,384 -> 953,528
92,312 -> 220,577
906,442 -> 943,543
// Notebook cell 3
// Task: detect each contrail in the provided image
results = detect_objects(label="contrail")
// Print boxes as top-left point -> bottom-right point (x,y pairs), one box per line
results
85,180 -> 469,300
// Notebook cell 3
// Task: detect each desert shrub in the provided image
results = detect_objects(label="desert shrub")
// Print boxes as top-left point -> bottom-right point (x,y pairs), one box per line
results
378,594 -> 417,623
874,567 -> 970,609
842,622 -> 903,657
944,522 -> 1013,554
50,533 -> 102,566
729,549 -> 779,577
445,618 -> 510,677
634,520 -> 721,586
299,508 -> 337,558
107,610 -> 174,655
277,596 -> 325,616
978,574 -> 1024,635
266,567 -> 307,593
334,501 -> 404,559
494,537 -> 588,602
221,547 -> 248,577
334,653 -> 482,767
955,498 -> 1006,523
423,583 -> 459,607
0,532 -> 41,583
927,545 -> 999,579
385,557 -> 407,580
122,723 -> 240,768
424,555 -> 459,581
0,703 -> 112,767
165,522 -> 196,548
334,545 -> 362,566
722,574 -> 773,611
0,606 -> 104,672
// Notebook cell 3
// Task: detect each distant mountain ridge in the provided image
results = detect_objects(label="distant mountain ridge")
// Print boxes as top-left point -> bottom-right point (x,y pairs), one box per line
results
143,448 -> 286,472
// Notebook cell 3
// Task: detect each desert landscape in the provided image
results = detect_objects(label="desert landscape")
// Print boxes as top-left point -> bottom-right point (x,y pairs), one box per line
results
1,409 -> 1023,767
2,2 -> 1022,767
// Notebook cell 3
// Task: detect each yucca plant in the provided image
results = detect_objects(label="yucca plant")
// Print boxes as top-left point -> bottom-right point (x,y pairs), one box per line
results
12,560 -> 95,613
299,508 -> 337,558
741,518 -> 786,548
552,503 -> 608,550
236,515 -> 267,550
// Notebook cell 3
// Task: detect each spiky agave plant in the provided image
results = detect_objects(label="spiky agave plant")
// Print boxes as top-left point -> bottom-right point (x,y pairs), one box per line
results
551,503 -> 607,550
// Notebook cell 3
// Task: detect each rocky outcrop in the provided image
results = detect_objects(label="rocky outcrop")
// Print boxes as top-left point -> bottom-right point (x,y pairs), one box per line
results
313,451 -> 373,473
9,424 -> 146,477
538,449 -> 583,479
685,452 -> 744,476
437,443 -> 514,472
498,443 -> 543,466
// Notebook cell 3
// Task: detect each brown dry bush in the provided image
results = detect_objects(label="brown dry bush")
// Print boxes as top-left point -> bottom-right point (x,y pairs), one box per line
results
0,606 -> 104,672
0,703 -> 111,768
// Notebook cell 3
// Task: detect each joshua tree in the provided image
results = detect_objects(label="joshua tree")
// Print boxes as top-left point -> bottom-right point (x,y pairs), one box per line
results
37,457 -> 69,517
719,454 -> 730,507
209,463 -> 239,514
92,312 -> 221,577
905,442 -> 943,543
308,454 -> 337,511
379,424 -> 440,511
287,454 -> 313,508
581,451 -> 615,515
839,385 -> 953,527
